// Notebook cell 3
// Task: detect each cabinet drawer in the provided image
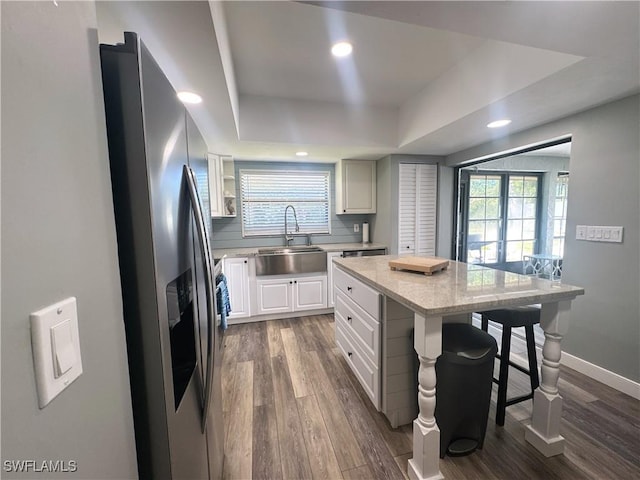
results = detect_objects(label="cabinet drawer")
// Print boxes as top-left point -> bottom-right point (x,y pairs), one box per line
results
335,322 -> 380,409
335,291 -> 379,364
333,267 -> 380,319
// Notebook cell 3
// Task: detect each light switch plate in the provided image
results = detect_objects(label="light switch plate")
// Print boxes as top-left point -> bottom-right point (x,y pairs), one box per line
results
577,225 -> 624,243
30,297 -> 83,408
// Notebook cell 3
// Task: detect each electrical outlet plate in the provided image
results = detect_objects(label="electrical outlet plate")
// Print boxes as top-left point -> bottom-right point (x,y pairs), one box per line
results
353,223 -> 360,233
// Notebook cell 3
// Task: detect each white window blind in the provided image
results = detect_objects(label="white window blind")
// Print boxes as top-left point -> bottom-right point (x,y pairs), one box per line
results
240,170 -> 331,237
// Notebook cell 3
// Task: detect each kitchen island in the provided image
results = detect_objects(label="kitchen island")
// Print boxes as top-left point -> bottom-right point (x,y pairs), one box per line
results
333,255 -> 585,480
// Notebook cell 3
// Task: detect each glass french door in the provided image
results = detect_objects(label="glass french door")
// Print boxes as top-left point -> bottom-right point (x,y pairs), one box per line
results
460,171 -> 541,267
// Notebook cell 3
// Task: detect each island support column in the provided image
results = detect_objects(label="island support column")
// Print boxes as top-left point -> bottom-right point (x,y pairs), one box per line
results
525,300 -> 572,456
408,313 -> 444,480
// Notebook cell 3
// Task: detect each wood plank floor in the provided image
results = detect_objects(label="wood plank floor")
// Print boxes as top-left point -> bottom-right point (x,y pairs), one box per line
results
221,314 -> 640,479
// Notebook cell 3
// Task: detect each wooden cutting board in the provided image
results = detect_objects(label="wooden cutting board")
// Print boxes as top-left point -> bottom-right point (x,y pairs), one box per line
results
389,256 -> 450,276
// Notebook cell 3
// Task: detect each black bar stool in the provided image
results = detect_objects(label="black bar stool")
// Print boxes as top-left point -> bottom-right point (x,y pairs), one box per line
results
480,305 -> 541,426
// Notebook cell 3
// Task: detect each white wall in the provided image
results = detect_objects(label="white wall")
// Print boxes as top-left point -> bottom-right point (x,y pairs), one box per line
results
446,94 -> 640,383
1,2 -> 138,477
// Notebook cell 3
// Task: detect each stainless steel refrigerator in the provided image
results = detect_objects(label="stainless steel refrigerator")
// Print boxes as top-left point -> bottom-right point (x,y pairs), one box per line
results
100,32 -> 224,479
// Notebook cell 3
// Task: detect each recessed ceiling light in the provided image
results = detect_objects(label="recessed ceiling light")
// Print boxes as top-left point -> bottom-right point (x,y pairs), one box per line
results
487,119 -> 511,128
331,41 -> 353,57
177,91 -> 202,104
296,151 -> 308,157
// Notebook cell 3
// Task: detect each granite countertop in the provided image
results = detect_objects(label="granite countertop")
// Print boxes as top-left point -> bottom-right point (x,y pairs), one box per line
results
214,242 -> 387,259
333,255 -> 585,317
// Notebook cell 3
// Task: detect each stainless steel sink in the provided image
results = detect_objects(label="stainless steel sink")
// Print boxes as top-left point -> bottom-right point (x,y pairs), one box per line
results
256,246 -> 327,275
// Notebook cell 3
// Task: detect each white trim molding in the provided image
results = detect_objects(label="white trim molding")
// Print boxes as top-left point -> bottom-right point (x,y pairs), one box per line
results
560,351 -> 640,400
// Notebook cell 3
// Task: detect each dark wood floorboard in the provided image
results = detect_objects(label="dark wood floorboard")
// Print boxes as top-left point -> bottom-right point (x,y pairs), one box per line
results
222,314 -> 640,479
252,403 -> 283,480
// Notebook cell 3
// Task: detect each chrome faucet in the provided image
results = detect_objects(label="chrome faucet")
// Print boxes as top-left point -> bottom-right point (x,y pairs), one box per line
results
284,204 -> 299,246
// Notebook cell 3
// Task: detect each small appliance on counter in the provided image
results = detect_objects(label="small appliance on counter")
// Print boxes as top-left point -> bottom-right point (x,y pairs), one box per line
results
362,221 -> 370,244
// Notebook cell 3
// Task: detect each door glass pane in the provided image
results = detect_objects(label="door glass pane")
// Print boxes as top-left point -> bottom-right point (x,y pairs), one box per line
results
468,198 -> 486,220
508,198 -> 523,218
506,174 -> 540,262
470,177 -> 486,196
523,219 -> 536,239
485,220 -> 500,241
468,220 -> 485,236
486,177 -> 501,196
524,176 -> 538,197
507,219 -> 523,240
486,198 -> 500,218
483,242 -> 499,263
523,198 -> 537,218
506,241 -> 523,261
509,177 -> 524,196
464,172 -> 542,266
523,240 -> 535,257
466,174 -> 503,265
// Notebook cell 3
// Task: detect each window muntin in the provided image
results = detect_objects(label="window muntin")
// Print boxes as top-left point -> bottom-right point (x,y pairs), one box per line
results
467,174 -> 502,263
240,170 -> 330,237
552,173 -> 569,256
465,172 -> 541,264
505,175 -> 539,261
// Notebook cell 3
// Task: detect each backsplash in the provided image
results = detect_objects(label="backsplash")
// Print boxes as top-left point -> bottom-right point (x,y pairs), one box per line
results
210,160 -> 373,250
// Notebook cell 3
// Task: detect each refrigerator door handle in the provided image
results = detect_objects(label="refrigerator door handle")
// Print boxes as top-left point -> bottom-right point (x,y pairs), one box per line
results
184,165 -> 215,434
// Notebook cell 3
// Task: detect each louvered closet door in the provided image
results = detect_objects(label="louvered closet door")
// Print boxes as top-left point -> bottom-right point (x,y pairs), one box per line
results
398,164 -> 438,256
398,164 -> 417,254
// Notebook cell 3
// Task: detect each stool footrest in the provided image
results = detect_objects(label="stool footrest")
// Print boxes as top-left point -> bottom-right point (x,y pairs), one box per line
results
504,392 -> 534,407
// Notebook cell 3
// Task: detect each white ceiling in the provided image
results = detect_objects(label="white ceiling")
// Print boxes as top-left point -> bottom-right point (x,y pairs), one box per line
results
96,1 -> 639,163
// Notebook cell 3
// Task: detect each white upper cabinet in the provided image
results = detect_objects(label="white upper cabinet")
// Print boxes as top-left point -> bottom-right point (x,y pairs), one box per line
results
398,163 -> 438,256
336,159 -> 376,214
208,154 -> 236,218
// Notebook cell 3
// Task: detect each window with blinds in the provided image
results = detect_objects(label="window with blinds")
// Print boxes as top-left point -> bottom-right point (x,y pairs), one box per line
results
240,170 -> 331,237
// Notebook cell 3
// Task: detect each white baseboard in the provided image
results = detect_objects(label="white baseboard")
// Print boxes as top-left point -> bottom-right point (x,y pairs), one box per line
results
227,307 -> 334,325
560,351 -> 640,400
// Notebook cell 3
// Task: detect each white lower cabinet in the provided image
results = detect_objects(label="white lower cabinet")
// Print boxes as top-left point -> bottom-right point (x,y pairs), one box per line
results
256,274 -> 327,315
334,268 -> 381,409
222,257 -> 250,319
335,322 -> 379,405
326,252 -> 343,308
294,276 -> 328,311
256,277 -> 293,314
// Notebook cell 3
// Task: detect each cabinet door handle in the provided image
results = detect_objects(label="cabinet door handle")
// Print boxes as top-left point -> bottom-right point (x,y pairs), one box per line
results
347,316 -> 352,322
347,286 -> 352,292
348,352 -> 353,358
244,260 -> 247,264
294,280 -> 297,284
289,281 -> 293,284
